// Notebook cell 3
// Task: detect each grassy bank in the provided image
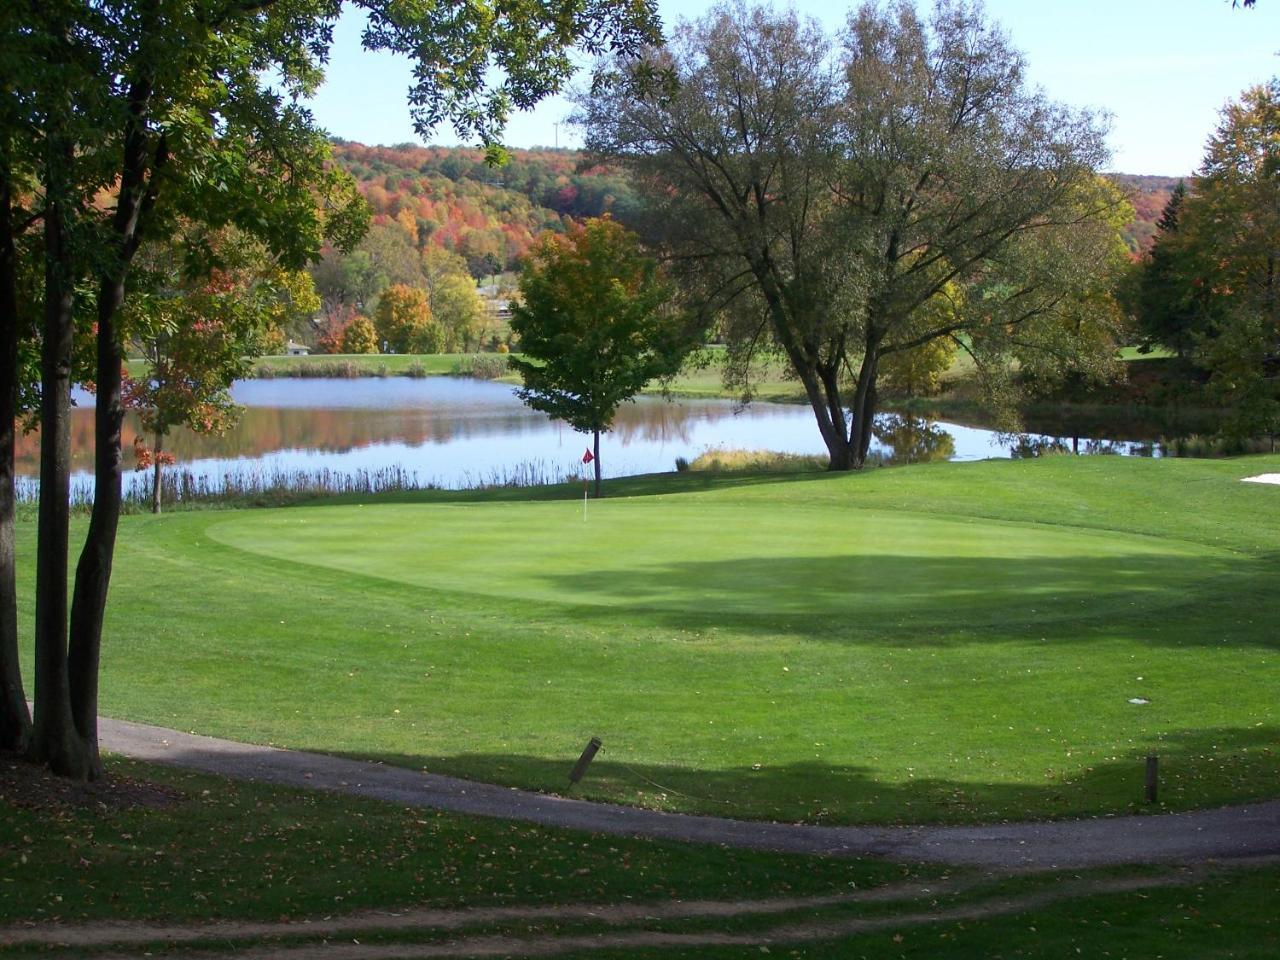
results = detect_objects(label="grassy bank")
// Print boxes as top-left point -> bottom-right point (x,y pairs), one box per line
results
123,353 -> 522,382
11,455 -> 1280,826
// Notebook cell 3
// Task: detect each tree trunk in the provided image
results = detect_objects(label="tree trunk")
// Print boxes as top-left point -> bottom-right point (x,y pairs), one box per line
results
62,64 -> 159,782
65,260 -> 130,784
151,431 -> 162,514
754,272 -> 855,470
0,170 -> 30,752
855,379 -> 877,466
846,348 -> 881,470
28,181 -> 92,778
592,428 -> 601,499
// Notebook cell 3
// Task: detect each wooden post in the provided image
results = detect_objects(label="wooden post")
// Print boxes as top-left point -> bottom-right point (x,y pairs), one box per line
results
1145,754 -> 1159,804
569,737 -> 602,785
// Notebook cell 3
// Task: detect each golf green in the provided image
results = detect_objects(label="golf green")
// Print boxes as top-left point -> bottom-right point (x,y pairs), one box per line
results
208,499 -> 1237,628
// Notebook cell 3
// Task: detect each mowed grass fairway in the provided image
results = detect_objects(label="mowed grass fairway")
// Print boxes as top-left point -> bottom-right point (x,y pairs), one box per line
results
17,455 -> 1279,824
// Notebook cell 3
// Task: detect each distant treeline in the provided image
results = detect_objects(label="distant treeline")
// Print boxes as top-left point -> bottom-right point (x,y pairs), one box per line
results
1107,173 -> 1186,254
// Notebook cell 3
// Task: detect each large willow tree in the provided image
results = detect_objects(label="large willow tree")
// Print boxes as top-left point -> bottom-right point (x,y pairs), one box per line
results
580,0 -> 1129,469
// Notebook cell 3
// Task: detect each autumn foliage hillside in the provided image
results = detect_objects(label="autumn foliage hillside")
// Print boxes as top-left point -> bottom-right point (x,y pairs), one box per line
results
1108,174 -> 1185,254
333,140 -> 1180,267
330,141 -> 640,275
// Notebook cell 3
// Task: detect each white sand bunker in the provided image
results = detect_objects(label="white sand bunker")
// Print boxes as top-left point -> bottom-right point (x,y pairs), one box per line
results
1242,474 -> 1280,485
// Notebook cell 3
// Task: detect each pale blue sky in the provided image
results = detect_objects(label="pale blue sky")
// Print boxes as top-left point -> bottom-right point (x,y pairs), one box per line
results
305,1 -> 1280,175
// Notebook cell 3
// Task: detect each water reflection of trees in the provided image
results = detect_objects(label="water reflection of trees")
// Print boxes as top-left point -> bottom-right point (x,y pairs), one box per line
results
610,398 -> 747,444
873,414 -> 956,464
999,433 -> 1158,459
13,394 -> 770,475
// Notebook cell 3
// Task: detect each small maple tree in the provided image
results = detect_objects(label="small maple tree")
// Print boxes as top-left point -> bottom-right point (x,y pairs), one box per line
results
125,231 -> 319,512
509,218 -> 695,497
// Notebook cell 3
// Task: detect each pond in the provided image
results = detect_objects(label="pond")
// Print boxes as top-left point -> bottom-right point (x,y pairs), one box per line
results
14,377 -> 1160,499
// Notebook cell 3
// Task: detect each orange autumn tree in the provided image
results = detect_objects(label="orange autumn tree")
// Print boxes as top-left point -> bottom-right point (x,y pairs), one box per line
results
374,284 -> 442,353
342,313 -> 379,354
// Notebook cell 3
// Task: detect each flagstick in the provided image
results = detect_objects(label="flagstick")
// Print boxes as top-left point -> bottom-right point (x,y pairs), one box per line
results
580,447 -> 594,523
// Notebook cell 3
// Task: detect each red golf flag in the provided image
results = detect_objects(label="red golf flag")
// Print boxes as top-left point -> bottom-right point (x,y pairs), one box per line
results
582,448 -> 595,464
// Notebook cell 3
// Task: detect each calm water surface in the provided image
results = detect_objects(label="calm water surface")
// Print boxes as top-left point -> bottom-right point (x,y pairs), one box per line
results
16,378 -> 1156,496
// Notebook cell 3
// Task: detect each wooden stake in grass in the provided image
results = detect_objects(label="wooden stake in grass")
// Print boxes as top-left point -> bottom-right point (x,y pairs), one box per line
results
570,737 -> 602,785
1145,754 -> 1159,804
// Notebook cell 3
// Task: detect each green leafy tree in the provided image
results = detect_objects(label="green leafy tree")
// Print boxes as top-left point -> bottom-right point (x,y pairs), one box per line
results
1130,80 -> 1280,440
581,0 -> 1126,468
1132,182 -> 1219,357
0,0 -> 661,777
421,245 -> 485,350
509,218 -> 693,496
432,274 -> 485,351
1188,80 -> 1280,438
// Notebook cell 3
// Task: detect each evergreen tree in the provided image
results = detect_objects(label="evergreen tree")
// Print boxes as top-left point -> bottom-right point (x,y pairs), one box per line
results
1134,181 -> 1215,357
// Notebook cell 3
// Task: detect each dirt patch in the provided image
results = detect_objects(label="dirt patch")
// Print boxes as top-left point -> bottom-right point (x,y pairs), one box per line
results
0,877 -> 969,949
16,861 -> 1280,954
65,860 -> 1275,960
0,753 -> 184,812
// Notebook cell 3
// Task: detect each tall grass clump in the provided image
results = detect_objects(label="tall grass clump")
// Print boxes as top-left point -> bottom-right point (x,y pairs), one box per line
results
456,459 -> 579,489
252,360 -> 363,379
686,448 -> 827,473
16,457 -> 587,515
451,354 -> 510,380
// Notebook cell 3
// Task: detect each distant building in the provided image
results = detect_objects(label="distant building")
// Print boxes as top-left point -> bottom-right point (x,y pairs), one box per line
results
285,341 -> 310,356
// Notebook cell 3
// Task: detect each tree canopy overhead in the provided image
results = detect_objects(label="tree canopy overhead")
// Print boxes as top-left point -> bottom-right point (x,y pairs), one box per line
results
579,0 -> 1130,469
0,0 -> 663,777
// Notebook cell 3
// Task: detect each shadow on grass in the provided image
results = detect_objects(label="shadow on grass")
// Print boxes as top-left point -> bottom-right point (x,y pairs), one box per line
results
205,515 -> 1280,649
531,550 -> 1278,639
337,723 -> 1280,827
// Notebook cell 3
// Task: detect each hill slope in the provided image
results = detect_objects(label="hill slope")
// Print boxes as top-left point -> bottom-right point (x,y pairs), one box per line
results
330,141 -> 640,275
330,141 -> 1180,269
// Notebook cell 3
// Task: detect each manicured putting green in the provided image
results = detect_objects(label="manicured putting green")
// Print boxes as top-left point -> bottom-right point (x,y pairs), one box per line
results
208,498 -> 1236,628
